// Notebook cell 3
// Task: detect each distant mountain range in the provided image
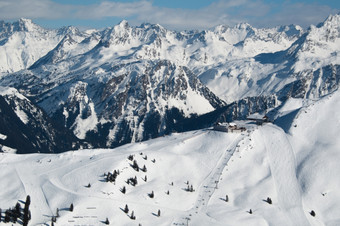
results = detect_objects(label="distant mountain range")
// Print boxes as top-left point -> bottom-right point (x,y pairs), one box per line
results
0,14 -> 339,153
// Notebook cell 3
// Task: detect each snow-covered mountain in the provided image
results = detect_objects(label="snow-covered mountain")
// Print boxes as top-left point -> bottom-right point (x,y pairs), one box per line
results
0,18 -> 89,74
0,14 -> 339,153
199,14 -> 340,102
0,86 -> 85,153
1,88 -> 340,225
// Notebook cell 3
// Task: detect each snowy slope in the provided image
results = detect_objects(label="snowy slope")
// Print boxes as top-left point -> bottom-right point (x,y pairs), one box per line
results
1,85 -> 340,226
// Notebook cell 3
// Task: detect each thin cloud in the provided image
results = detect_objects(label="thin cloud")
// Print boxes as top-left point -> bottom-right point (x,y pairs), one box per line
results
0,0 -> 72,19
0,0 -> 338,30
75,1 -> 153,19
263,2 -> 339,27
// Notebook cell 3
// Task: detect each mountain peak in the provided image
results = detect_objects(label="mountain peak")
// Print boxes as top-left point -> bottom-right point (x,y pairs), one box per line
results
234,22 -> 253,30
317,13 -> 340,29
118,20 -> 129,29
15,18 -> 40,32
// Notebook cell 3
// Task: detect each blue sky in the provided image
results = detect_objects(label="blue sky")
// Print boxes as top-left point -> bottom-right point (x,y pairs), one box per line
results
0,0 -> 339,30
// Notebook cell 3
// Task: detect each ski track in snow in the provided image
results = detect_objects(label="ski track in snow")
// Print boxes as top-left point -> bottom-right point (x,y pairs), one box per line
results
15,165 -> 54,225
171,131 -> 247,225
259,124 -> 310,226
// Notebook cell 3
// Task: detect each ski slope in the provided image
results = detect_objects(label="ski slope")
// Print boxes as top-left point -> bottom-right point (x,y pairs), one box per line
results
259,124 -> 309,226
1,88 -> 340,226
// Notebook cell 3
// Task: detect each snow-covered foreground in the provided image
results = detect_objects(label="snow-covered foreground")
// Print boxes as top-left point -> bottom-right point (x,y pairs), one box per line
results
1,91 -> 340,226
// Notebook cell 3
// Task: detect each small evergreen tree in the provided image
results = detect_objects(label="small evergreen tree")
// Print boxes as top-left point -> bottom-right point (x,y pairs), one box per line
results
249,209 -> 252,214
25,195 -> 31,209
56,208 -> 60,217
149,191 -> 154,198
4,210 -> 10,223
142,165 -> 147,172
144,175 -> 147,182
105,217 -> 110,224
130,211 -> 136,220
157,209 -> 161,217
124,204 -> 129,214
14,202 -> 21,218
121,186 -> 126,194
132,160 -> 139,171
23,195 -> 31,226
267,197 -> 272,204
225,195 -> 229,202
70,203 -> 74,212
310,210 -> 316,217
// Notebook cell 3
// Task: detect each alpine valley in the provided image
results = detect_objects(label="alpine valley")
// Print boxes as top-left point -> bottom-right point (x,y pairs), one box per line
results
0,13 -> 340,226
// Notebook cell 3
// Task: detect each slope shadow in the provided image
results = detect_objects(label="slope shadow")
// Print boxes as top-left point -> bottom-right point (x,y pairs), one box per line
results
219,197 -> 228,202
274,108 -> 301,133
151,212 -> 159,217
254,50 -> 286,64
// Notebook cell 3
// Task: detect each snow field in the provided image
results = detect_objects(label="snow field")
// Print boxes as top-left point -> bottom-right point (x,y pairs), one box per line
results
0,130 -> 240,225
1,89 -> 340,225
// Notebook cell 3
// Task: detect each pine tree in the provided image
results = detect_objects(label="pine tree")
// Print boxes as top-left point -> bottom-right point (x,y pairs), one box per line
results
56,208 -> 60,217
142,165 -> 147,172
25,195 -> 31,208
225,195 -> 229,202
124,204 -> 129,214
4,210 -> 10,223
23,195 -> 31,226
130,211 -> 136,220
70,203 -> 74,212
132,160 -> 139,171
249,209 -> 252,214
267,197 -> 272,204
149,191 -> 154,198
144,175 -> 147,182
15,202 -> 21,218
121,186 -> 126,194
157,209 -> 161,217
128,155 -> 134,161
105,217 -> 110,224
310,210 -> 316,217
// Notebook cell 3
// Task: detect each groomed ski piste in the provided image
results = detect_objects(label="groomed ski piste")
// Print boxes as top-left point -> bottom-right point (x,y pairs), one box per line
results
1,90 -> 340,226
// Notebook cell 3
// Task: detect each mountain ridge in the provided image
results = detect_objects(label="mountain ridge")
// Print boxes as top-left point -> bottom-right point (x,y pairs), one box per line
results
0,14 -> 339,153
